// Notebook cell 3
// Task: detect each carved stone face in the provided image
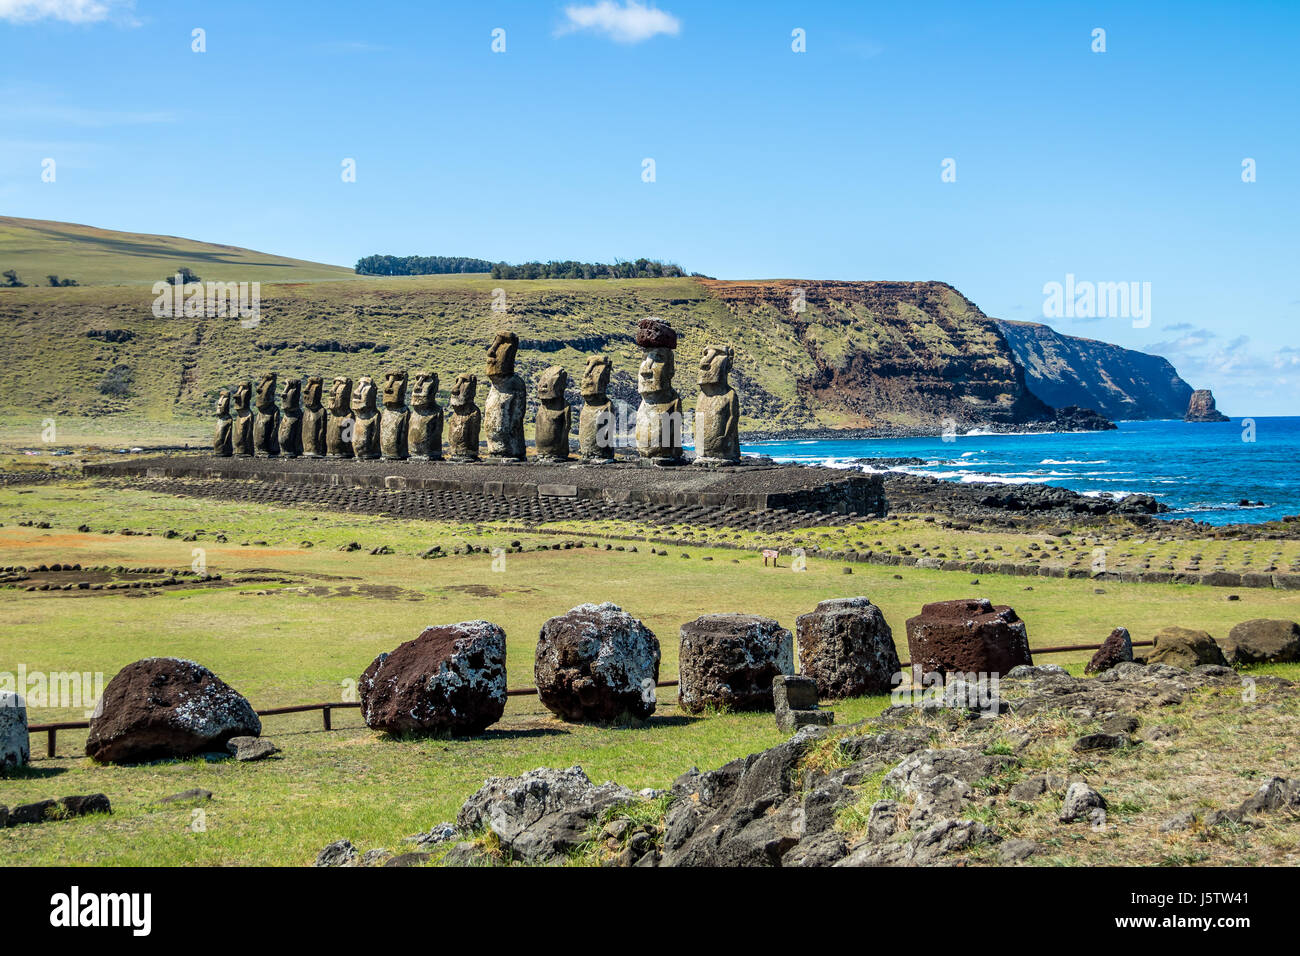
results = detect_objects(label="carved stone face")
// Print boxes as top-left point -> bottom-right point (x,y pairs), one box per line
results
352,376 -> 377,414
329,377 -> 352,415
233,382 -> 252,413
537,365 -> 568,402
281,378 -> 302,412
304,376 -> 323,408
216,389 -> 231,417
638,347 -> 674,396
698,346 -> 733,387
256,372 -> 278,408
381,370 -> 408,408
581,356 -> 611,399
485,331 -> 519,378
412,372 -> 439,408
451,373 -> 477,408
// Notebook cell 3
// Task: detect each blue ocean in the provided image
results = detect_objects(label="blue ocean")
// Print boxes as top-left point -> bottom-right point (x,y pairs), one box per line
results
744,417 -> 1300,526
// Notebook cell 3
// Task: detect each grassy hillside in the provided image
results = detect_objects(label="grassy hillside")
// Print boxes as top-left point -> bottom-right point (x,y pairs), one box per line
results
0,216 -> 355,287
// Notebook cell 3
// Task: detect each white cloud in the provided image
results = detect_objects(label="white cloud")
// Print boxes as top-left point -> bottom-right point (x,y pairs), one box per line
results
558,1 -> 680,44
0,0 -> 132,24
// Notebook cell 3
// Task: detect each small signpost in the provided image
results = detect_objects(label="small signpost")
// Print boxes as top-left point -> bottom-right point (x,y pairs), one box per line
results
762,549 -> 779,567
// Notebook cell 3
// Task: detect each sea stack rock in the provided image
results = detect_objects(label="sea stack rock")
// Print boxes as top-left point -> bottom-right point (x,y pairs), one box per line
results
694,344 -> 741,464
635,319 -> 684,462
301,376 -> 327,458
325,376 -> 355,459
85,658 -> 262,764
578,355 -> 616,461
905,598 -> 1032,680
534,365 -> 572,462
359,621 -> 508,736
678,613 -> 794,714
278,377 -> 304,458
534,603 -> 661,722
408,372 -> 444,461
213,389 -> 233,457
231,381 -> 254,457
795,596 -> 900,698
447,373 -> 481,460
1184,389 -> 1229,422
484,331 -> 526,460
351,375 -> 381,460
379,370 -> 410,460
252,372 -> 280,456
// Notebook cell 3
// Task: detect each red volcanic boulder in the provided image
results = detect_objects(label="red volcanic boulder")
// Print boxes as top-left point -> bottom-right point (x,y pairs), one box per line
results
796,596 -> 900,698
678,613 -> 794,714
360,621 -> 507,736
905,599 -> 1032,679
635,318 -> 678,350
535,603 -> 661,722
1085,626 -> 1133,675
86,658 -> 261,764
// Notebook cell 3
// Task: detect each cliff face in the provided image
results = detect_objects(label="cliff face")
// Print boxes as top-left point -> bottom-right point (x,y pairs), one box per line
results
1185,388 -> 1229,422
997,319 -> 1194,420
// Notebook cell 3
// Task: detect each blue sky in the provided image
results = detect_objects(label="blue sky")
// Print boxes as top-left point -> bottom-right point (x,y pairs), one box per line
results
2,0 -> 1298,413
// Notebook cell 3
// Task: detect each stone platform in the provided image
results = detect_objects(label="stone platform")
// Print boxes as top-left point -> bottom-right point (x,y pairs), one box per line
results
85,455 -> 886,529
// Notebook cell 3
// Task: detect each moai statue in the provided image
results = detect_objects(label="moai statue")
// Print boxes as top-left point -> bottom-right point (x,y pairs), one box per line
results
484,331 -> 526,460
213,389 -> 233,457
301,376 -> 327,458
694,345 -> 740,464
351,375 -> 381,460
447,373 -> 481,461
534,365 -> 572,462
578,355 -> 615,462
408,372 -> 444,461
232,381 -> 254,458
325,376 -> 355,459
253,372 -> 281,457
634,319 -> 684,462
379,370 -> 410,460
278,377 -> 304,459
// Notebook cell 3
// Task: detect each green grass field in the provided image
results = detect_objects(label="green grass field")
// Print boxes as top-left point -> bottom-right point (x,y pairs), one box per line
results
3,481 -> 1299,865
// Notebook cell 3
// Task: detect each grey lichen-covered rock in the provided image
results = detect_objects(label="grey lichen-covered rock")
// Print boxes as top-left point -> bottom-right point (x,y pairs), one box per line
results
226,735 -> 281,761
1147,626 -> 1227,669
534,603 -> 660,722
456,765 -> 634,862
484,331 -> 526,460
1220,619 -> 1300,665
772,674 -> 832,733
678,613 -> 795,714
795,596 -> 901,698
85,658 -> 261,764
1059,781 -> 1107,823
360,621 -> 507,736
314,839 -> 359,867
0,691 -> 29,770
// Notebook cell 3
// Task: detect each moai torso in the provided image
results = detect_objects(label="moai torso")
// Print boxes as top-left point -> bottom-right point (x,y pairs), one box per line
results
213,390 -> 233,457
232,382 -> 254,457
301,377 -> 327,458
484,331 -> 526,460
634,320 -> 683,461
351,376 -> 381,460
408,372 -> 444,460
325,377 -> 355,459
447,373 -> 481,460
278,378 -> 304,458
379,370 -> 410,460
252,373 -> 280,457
694,345 -> 741,463
578,355 -> 615,461
534,365 -> 571,461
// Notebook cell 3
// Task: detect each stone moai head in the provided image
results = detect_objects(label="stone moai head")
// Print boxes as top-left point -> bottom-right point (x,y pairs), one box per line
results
412,372 -> 439,409
233,381 -> 252,413
352,376 -> 378,414
329,376 -> 353,415
382,370 -> 408,408
636,318 -> 678,396
216,389 -> 231,417
281,378 -> 302,412
256,372 -> 278,409
581,355 -> 611,400
304,376 -> 323,408
698,345 -> 734,387
537,365 -> 568,402
485,331 -> 519,378
451,372 -> 478,408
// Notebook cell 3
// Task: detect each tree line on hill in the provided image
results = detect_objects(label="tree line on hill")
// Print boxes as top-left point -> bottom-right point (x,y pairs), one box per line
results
354,255 -> 693,279
2,270 -> 78,287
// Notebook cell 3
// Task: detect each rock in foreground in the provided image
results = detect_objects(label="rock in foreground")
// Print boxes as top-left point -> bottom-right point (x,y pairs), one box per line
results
795,596 -> 900,698
85,658 -> 261,764
1220,619 -> 1300,665
360,621 -> 507,736
1147,627 -> 1226,669
1085,626 -> 1134,675
905,598 -> 1032,679
678,613 -> 794,714
534,603 -> 660,722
